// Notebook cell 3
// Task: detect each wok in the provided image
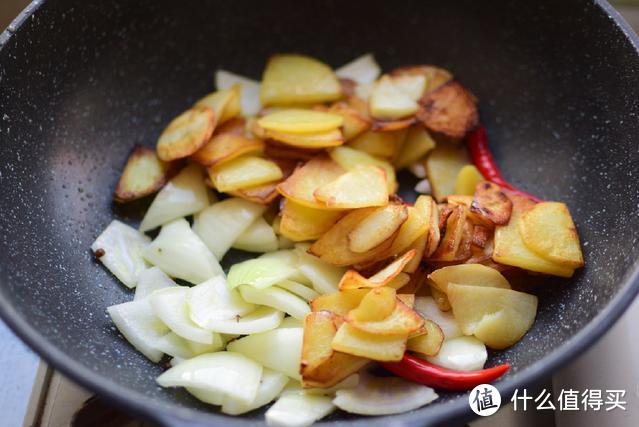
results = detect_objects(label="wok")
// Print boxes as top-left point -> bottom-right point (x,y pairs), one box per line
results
1,0 -> 639,425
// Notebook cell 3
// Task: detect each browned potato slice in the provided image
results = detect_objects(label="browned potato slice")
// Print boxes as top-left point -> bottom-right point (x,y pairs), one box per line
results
280,199 -> 345,241
302,351 -> 369,389
425,198 -> 441,257
391,65 -> 453,94
425,142 -> 469,202
191,133 -> 265,167
228,182 -> 280,205
329,146 -> 397,194
156,106 -> 215,161
417,81 -> 478,139
386,272 -> 412,290
348,287 -> 397,322
325,103 -> 371,140
402,234 -> 428,274
430,285 -> 451,311
309,207 -> 400,266
347,298 -> 424,335
407,319 -> 444,356
447,283 -> 538,349
388,196 -> 433,255
310,289 -> 371,316
394,126 -> 436,170
338,249 -> 415,290
347,204 -> 407,253
472,225 -> 490,248
331,323 -> 407,361
195,85 -> 241,124
265,128 -> 344,149
348,129 -> 407,160
260,54 -> 342,106
113,146 -> 180,202
397,293 -> 416,308
470,181 -> 513,225
429,205 -> 467,261
447,194 -> 473,207
258,109 -> 343,134
454,165 -> 484,196
371,117 -> 417,132
428,264 -> 511,293
314,165 -> 388,209
369,75 -> 425,120
277,155 -> 346,209
302,311 -> 340,375
264,141 -> 322,161
208,155 -> 282,192
519,202 -> 584,268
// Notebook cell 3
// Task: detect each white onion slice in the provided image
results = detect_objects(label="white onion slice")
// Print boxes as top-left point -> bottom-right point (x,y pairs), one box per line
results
238,285 -> 310,320
221,368 -> 289,415
414,296 -> 463,340
233,217 -> 279,253
150,287 -> 214,344
294,244 -> 345,294
215,69 -> 262,116
260,250 -> 310,285
205,306 -> 283,335
228,257 -> 298,289
155,332 -> 195,359
335,53 -> 381,85
188,275 -> 255,328
134,266 -> 176,300
266,386 -> 335,427
425,336 -> 487,371
275,280 -> 319,302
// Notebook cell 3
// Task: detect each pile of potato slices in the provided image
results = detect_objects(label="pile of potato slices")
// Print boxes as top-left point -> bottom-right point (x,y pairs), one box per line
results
94,53 -> 584,426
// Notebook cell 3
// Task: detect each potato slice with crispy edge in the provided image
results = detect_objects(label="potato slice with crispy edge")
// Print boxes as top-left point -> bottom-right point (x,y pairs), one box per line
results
425,142 -> 469,202
331,323 -> 407,362
228,182 -> 280,205
347,297 -> 424,336
430,285 -> 451,311
417,80 -> 478,139
195,85 -> 241,124
369,75 -> 424,120
397,293 -> 415,308
391,65 -> 453,94
113,145 -> 181,202
260,54 -> 342,106
470,181 -> 513,225
264,128 -> 344,149
347,204 -> 407,253
329,146 -> 397,194
388,196 -> 433,255
447,194 -> 473,207
371,117 -> 417,132
454,165 -> 484,196
191,133 -> 265,167
314,165 -> 389,209
348,287 -> 397,322
301,311 -> 340,375
425,198 -> 441,257
310,289 -> 371,317
302,352 -> 369,389
471,224 -> 490,248
519,202 -> 584,268
325,103 -> 371,141
394,126 -> 436,170
407,319 -> 444,357
277,155 -> 346,209
280,199 -> 346,242
402,234 -> 428,274
429,205 -> 467,261
348,129 -> 407,160
156,106 -> 215,161
208,156 -> 283,192
428,264 -> 511,294
257,109 -> 343,134
386,272 -> 412,291
338,250 -> 416,290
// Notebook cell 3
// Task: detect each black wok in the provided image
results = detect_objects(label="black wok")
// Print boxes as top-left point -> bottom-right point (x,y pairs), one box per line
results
1,0 -> 639,425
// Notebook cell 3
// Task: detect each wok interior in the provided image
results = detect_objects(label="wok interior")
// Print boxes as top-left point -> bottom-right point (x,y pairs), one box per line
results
1,0 -> 639,424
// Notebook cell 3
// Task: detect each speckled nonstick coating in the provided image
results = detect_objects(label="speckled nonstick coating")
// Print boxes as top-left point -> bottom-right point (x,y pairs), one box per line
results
1,0 -> 638,426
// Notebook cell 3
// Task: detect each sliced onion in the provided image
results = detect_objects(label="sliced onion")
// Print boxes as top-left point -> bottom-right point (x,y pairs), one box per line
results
228,257 -> 298,290
414,296 -> 463,340
107,299 -> 168,362
150,287 -> 214,344
134,266 -> 176,301
91,220 -> 150,288
294,244 -> 345,294
266,385 -> 335,427
238,285 -> 310,320
260,250 -> 310,285
221,368 -> 289,415
424,336 -> 487,371
333,373 -> 438,415
275,280 -> 319,302
143,219 -> 223,285
155,332 -> 195,359
157,352 -> 262,404
139,164 -> 209,232
205,306 -> 283,335
215,69 -> 262,116
188,275 -> 255,328
233,217 -> 279,253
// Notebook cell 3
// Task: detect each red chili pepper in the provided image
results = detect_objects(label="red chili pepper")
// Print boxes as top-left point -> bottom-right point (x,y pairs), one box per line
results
467,126 -> 542,202
380,354 -> 510,391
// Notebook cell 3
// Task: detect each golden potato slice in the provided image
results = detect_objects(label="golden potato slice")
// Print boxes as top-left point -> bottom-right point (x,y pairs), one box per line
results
430,285 -> 451,311
302,351 -> 369,389
391,65 -> 453,94
156,106 -> 215,161
113,146 -> 180,202
194,85 -> 241,124
402,234 -> 428,274
471,225 -> 490,248
454,165 -> 484,196
394,126 -> 436,170
493,206 -> 574,277
302,311 -> 340,375
397,293 -> 416,308
208,156 -> 282,192
384,272 -> 412,290
447,283 -> 538,349
277,155 -> 346,209
519,202 -> 584,268
388,196 -> 433,255
264,141 -> 322,162
425,198 -> 441,257
191,133 -> 265,167
310,289 -> 371,316
417,81 -> 478,139
470,181 -> 513,225
329,146 -> 397,194
447,195 -> 473,207
369,75 -> 424,120
280,199 -> 345,241
371,117 -> 416,132
428,264 -> 511,294
314,165 -> 389,209
326,103 -> 371,140
309,207 -> 400,266
347,204 -> 407,253
425,142 -> 469,202
407,319 -> 444,357
260,54 -> 342,106
429,205 -> 467,261
265,128 -> 344,149
348,129 -> 407,160
338,250 -> 415,290
347,298 -> 424,335
348,287 -> 397,322
257,109 -> 343,134
331,323 -> 407,361
228,181 -> 280,205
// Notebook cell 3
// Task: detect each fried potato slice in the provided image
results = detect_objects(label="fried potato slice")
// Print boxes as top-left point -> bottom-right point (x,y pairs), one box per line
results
429,205 -> 467,261
191,133 -> 265,167
280,199 -> 346,241
388,196 -> 433,255
195,85 -> 241,124
260,55 -> 342,106
339,250 -> 415,291
265,128 -> 344,149
493,201 -> 574,277
208,156 -> 283,192
156,106 -> 215,161
402,235 -> 428,274
326,103 -> 371,140
425,198 -> 441,257
470,181 -> 513,225
454,165 -> 484,196
407,319 -> 444,357
310,289 -> 371,316
348,287 -> 396,322
264,141 -> 322,162
277,155 -> 346,209
390,65 -> 453,94
258,109 -> 343,134
347,204 -> 407,253
425,142 -> 469,202
394,126 -> 436,170
428,264 -> 511,294
417,81 -> 478,139
302,311 -> 340,375
314,165 -> 389,209
472,225 -> 490,248
113,145 -> 180,202
430,285 -> 451,311
329,146 -> 397,194
369,75 -> 426,120
331,323 -> 407,362
446,195 -> 473,207
302,351 -> 369,389
228,181 -> 280,205
347,296 -> 424,335
348,129 -> 407,160
519,202 -> 584,268
371,117 -> 416,132
447,283 -> 538,349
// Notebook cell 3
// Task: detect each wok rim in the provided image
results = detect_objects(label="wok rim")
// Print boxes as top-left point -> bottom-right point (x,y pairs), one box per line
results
0,0 -> 638,425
